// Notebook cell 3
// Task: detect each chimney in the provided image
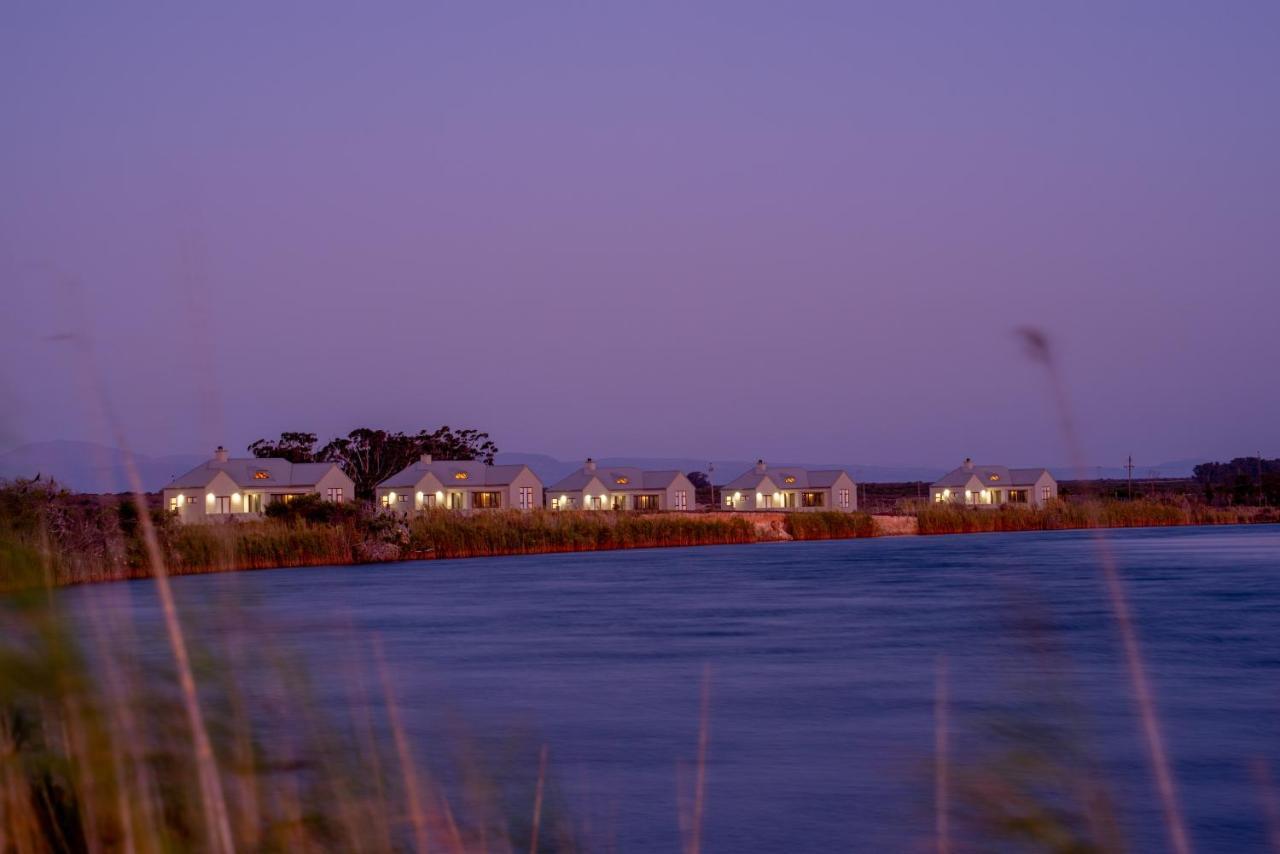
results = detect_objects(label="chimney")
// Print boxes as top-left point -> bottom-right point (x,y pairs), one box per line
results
584,457 -> 597,473
420,453 -> 432,465
213,446 -> 229,464
755,458 -> 766,474
963,457 -> 973,472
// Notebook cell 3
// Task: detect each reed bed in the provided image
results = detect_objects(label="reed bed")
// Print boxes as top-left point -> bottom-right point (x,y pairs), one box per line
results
916,499 -> 1280,535
783,511 -> 877,540
410,509 -> 757,558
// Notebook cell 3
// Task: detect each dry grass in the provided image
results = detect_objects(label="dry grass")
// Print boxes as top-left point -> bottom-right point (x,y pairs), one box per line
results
783,511 -> 877,540
409,509 -> 757,558
915,499 -> 1280,535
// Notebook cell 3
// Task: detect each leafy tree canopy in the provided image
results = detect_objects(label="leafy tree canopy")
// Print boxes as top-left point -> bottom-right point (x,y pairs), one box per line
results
686,471 -> 711,489
247,432 -> 319,463
248,427 -> 498,500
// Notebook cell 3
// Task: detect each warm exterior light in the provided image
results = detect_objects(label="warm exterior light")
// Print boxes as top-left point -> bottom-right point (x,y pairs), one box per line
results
454,472 -> 469,480
435,491 -> 444,499
388,491 -> 397,502
176,493 -> 184,504
206,493 -> 215,503
232,493 -> 241,503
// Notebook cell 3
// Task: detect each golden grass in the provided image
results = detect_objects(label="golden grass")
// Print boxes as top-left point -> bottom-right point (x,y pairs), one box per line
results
409,509 -> 757,558
916,499 -> 1280,535
783,511 -> 877,540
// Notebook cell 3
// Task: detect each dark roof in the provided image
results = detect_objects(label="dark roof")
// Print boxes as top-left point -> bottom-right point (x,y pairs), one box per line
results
721,466 -> 852,491
165,458 -> 346,490
378,460 -> 537,490
932,465 -> 1051,488
548,467 -> 685,492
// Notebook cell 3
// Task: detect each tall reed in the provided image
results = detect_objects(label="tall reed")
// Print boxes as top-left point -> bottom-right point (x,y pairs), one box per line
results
915,499 -> 1279,535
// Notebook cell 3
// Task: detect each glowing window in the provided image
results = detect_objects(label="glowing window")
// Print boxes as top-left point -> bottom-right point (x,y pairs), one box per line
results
988,474 -> 1000,482
783,476 -> 796,484
254,470 -> 270,479
453,471 -> 469,480
615,476 -> 629,484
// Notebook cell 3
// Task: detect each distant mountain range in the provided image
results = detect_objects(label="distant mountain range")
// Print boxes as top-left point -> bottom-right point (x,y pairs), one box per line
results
0,441 -> 206,494
0,440 -> 1207,494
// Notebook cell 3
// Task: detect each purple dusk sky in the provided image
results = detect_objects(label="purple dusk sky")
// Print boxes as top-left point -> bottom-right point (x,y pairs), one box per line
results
2,2 -> 1277,469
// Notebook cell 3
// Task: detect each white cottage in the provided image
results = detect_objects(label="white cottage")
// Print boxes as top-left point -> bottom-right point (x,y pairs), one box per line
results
161,446 -> 354,523
720,460 -> 857,512
375,455 -> 543,513
546,459 -> 695,511
930,458 -> 1058,507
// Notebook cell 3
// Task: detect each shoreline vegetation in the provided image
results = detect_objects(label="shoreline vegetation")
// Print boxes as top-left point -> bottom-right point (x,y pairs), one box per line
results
1,478 -> 1276,588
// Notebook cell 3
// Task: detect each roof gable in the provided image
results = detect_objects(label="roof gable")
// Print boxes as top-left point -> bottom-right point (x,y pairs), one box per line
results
165,458 -> 346,491
722,465 -> 855,491
378,460 -> 538,489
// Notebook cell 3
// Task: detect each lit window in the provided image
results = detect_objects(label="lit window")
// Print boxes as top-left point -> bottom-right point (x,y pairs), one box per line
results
988,474 -> 1000,482
634,495 -> 659,511
453,471 -> 469,480
254,470 -> 270,479
615,476 -> 629,485
783,476 -> 796,484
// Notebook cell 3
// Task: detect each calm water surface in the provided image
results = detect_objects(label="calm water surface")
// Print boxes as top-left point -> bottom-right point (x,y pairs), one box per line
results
68,525 -> 1280,851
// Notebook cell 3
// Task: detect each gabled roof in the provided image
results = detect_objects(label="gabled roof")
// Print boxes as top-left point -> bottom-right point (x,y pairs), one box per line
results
721,466 -> 852,491
165,458 -> 346,490
378,459 -> 538,490
933,465 -> 1051,488
548,466 -> 686,492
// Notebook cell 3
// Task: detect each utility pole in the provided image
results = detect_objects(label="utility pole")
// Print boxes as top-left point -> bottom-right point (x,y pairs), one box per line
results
1125,455 -> 1134,500
706,462 -> 715,509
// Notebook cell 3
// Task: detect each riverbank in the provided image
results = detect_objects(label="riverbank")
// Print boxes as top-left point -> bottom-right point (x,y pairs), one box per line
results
2,478 -> 1277,588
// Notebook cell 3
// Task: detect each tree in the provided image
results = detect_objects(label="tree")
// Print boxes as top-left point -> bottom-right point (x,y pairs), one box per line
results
318,429 -> 421,501
249,427 -> 500,501
416,426 -> 497,465
686,471 -> 715,506
247,432 -> 318,463
1193,457 -> 1280,506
